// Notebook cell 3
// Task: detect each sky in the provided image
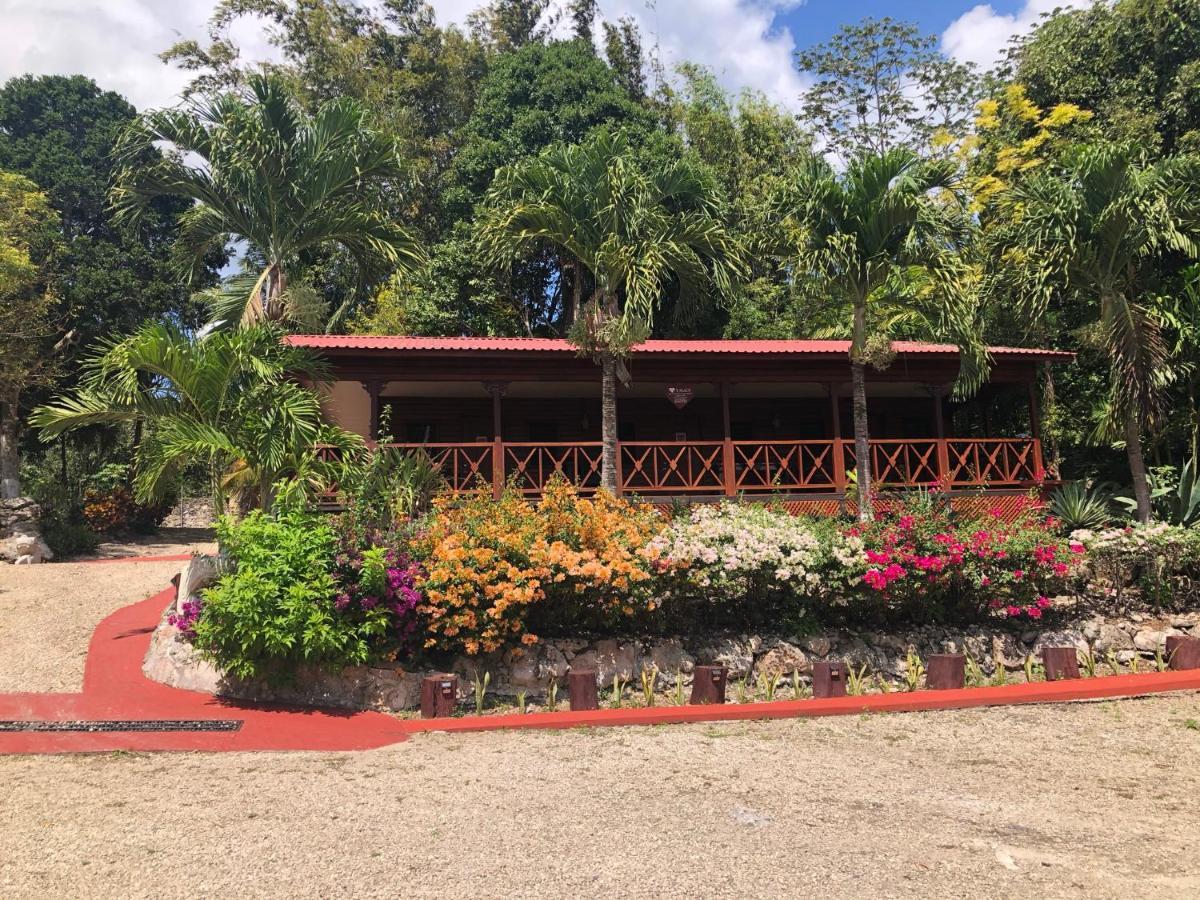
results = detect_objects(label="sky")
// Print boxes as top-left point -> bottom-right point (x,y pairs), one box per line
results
0,0 -> 1093,113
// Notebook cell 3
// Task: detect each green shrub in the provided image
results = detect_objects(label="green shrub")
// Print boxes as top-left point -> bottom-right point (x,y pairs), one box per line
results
194,510 -> 392,680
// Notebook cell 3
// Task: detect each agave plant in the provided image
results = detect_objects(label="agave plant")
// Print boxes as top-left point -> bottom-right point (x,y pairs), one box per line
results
1048,481 -> 1115,532
1115,458 -> 1200,525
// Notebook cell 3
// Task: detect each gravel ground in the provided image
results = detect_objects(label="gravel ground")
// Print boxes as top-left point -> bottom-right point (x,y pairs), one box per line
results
2,541 -> 1200,898
0,530 -> 214,693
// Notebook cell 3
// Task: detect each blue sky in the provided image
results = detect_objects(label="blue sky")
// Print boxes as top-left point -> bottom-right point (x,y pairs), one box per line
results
1,1 -> 1087,112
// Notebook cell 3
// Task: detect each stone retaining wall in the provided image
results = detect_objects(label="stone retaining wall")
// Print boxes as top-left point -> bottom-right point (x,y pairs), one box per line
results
143,578 -> 1200,712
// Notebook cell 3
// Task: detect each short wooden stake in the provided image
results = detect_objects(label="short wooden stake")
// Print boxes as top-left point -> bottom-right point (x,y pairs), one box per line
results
420,674 -> 458,718
1165,635 -> 1200,670
812,660 -> 848,698
689,665 -> 727,705
925,654 -> 965,690
568,668 -> 599,711
1042,646 -> 1080,681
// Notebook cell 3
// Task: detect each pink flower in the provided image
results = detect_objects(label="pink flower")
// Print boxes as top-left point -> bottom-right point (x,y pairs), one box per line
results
898,515 -> 915,530
980,576 -> 991,587
1035,595 -> 1052,609
1069,542 -> 1085,554
1005,605 -> 1023,617
865,549 -> 891,565
1025,606 -> 1043,619
864,569 -> 888,591
1052,562 -> 1068,576
1012,569 -> 1024,581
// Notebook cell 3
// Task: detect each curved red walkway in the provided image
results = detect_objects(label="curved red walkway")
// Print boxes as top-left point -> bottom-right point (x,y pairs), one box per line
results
0,587 -> 410,754
3,562 -> 1200,754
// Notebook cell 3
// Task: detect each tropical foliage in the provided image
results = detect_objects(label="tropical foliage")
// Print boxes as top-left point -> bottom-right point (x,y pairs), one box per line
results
28,324 -> 357,516
112,73 -> 425,331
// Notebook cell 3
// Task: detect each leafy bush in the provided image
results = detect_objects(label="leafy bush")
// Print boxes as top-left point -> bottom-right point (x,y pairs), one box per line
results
645,502 -> 828,630
194,510 -> 416,679
1074,523 -> 1200,607
415,479 -> 664,655
836,491 -> 1083,625
82,485 -> 171,533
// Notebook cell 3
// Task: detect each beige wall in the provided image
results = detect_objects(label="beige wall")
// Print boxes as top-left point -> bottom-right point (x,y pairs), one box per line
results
321,380 -> 373,438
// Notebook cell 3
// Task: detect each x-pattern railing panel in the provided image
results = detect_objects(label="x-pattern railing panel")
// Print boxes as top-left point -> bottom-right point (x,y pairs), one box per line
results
733,441 -> 837,491
620,442 -> 725,493
504,442 -> 604,495
945,439 -> 1037,485
382,442 -> 494,492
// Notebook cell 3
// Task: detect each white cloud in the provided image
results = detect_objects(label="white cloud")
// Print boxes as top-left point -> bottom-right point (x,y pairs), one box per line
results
1,0 -> 810,113
596,1 -> 810,110
942,0 -> 1092,70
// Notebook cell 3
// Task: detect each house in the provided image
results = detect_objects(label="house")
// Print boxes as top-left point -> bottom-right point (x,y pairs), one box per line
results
288,335 -> 1073,515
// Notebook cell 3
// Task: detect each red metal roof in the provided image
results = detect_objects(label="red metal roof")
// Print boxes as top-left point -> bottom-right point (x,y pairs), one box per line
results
286,335 -> 1073,360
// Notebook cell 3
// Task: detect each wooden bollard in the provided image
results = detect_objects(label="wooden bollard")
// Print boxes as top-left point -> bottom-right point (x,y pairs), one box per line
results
690,665 -> 728,705
567,668 -> 599,711
925,654 -> 965,690
420,673 -> 458,718
812,661 -> 848,698
1166,635 -> 1200,670
1042,646 -> 1080,681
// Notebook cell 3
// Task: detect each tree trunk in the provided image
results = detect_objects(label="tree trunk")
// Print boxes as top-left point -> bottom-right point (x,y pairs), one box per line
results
0,386 -> 22,499
600,350 -> 619,494
850,359 -> 873,522
1040,361 -> 1061,478
1124,403 -> 1152,524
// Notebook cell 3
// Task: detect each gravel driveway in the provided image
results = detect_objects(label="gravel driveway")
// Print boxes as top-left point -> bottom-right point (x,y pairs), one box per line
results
2,537 -> 1199,898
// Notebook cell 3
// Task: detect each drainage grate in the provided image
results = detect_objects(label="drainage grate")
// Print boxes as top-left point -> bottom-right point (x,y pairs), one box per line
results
0,719 -> 243,733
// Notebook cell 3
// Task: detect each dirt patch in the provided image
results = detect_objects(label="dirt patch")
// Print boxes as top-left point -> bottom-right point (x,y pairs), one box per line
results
1,697 -> 1198,898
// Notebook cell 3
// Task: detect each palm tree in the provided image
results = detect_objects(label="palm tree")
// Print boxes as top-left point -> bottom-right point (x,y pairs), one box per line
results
111,73 -> 425,331
29,324 -> 359,517
994,144 -> 1200,522
477,128 -> 745,492
777,149 -> 983,520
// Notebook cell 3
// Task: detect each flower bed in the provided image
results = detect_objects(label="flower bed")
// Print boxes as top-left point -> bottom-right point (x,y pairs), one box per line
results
167,481 -> 1120,689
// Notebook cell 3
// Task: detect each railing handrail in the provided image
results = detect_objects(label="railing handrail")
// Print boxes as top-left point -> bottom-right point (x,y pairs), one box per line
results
330,436 -> 1045,496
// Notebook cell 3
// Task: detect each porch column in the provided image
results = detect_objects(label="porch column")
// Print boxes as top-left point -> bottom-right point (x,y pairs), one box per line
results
484,381 -> 508,499
361,380 -> 383,443
720,382 -> 735,497
1027,378 -> 1045,479
826,383 -> 846,492
929,384 -> 950,485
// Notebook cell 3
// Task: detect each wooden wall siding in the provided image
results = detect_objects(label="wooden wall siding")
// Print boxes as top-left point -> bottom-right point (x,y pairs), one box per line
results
379,396 -> 945,443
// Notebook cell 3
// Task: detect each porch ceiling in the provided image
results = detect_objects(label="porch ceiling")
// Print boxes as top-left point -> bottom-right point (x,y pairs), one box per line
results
374,380 -> 944,399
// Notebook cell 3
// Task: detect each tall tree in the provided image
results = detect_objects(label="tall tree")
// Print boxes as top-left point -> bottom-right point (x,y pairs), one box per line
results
1005,0 -> 1200,157
468,0 -> 554,52
478,128 -> 745,491
0,74 -> 205,357
777,149 -> 982,520
603,17 -> 646,101
0,172 -> 59,499
991,144 -> 1200,522
795,17 -> 980,161
112,73 -> 425,330
568,0 -> 599,45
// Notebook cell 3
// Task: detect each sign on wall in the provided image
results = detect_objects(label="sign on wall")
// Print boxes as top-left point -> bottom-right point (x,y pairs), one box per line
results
666,385 -> 694,409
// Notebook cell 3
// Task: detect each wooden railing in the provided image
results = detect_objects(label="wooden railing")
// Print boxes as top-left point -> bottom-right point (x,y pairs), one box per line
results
319,437 -> 1045,498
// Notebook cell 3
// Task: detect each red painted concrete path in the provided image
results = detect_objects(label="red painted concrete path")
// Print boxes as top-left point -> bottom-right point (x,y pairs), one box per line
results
3,559 -> 1200,754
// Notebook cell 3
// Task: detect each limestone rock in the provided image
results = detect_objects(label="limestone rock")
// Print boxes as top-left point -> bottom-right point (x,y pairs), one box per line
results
1093,623 -> 1134,653
694,636 -> 755,677
803,636 -> 832,659
646,638 -> 693,677
754,641 -> 810,678
176,553 -> 221,611
569,639 -> 639,683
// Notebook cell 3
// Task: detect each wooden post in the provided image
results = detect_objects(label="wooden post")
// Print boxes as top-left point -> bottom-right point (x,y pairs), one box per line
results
720,382 -> 735,497
828,383 -> 846,494
931,384 -> 950,486
485,382 -> 507,500
812,660 -> 848,698
568,669 -> 599,711
1042,647 -> 1080,681
361,380 -> 383,443
420,674 -> 458,718
1166,635 -> 1200,670
925,654 -> 965,690
689,665 -> 728,704
1027,379 -> 1045,479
